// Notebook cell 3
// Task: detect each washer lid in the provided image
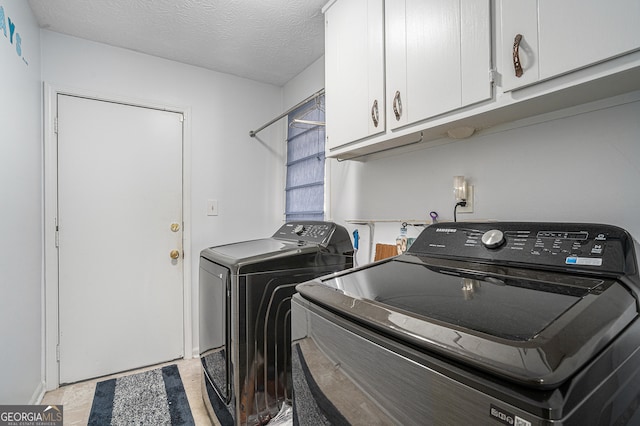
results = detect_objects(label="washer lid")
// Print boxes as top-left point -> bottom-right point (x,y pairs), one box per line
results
297,256 -> 638,389
200,238 -> 316,270
203,238 -> 301,260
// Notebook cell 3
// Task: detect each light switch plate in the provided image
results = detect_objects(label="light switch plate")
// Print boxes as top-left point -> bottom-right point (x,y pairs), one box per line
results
207,199 -> 218,216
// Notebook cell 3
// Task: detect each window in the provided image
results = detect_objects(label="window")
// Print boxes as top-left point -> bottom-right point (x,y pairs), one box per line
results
285,94 -> 325,222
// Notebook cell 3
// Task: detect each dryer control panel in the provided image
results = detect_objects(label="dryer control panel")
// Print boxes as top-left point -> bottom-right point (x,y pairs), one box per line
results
272,221 -> 337,245
408,222 -> 636,275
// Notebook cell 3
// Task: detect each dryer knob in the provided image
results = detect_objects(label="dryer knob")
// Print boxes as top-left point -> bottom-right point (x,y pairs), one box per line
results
482,229 -> 505,249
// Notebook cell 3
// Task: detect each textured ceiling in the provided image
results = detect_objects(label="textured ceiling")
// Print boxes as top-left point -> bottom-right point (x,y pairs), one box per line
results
27,0 -> 326,86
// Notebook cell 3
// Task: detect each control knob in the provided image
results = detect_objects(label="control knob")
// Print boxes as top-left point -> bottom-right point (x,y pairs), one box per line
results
293,224 -> 305,235
481,229 -> 505,249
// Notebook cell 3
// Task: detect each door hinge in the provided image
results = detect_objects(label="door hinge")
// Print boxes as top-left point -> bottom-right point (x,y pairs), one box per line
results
179,114 -> 184,123
56,344 -> 60,361
489,68 -> 498,85
54,217 -> 59,247
54,117 -> 58,134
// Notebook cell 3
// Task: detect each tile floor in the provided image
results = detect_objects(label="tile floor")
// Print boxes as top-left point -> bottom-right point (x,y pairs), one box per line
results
41,358 -> 217,425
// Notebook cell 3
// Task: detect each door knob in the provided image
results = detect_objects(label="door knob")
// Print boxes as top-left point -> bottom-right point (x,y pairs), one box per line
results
170,250 -> 180,259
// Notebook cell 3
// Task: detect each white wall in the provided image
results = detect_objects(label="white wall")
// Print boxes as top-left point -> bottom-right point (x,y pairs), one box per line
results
287,57 -> 640,264
331,93 -> 640,262
283,56 -> 324,109
0,0 -> 43,403
40,31 -> 286,357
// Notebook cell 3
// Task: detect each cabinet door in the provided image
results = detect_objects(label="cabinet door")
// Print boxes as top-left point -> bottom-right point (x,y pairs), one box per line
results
325,0 -> 385,151
538,0 -> 640,80
387,0 -> 491,130
385,0 -> 409,128
499,0 -> 539,91
500,0 -> 640,91
460,0 -> 492,106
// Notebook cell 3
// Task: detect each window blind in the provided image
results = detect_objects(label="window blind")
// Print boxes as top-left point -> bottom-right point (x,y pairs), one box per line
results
285,95 -> 325,222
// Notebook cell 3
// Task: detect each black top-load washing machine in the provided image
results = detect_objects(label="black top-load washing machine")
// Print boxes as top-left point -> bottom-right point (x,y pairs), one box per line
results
292,222 -> 640,425
199,221 -> 353,425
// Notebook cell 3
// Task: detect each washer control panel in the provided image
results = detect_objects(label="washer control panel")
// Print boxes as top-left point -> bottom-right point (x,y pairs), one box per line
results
273,221 -> 335,245
408,222 -> 635,274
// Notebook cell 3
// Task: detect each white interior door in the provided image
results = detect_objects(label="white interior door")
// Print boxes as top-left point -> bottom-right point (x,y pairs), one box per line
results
57,95 -> 184,384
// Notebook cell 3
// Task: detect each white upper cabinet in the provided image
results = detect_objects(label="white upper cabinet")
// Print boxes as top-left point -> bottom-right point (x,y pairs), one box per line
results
387,0 -> 491,130
325,0 -> 640,159
500,0 -> 640,91
324,0 -> 385,150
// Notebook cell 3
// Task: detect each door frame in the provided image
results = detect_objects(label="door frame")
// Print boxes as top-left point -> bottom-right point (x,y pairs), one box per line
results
43,83 -> 193,390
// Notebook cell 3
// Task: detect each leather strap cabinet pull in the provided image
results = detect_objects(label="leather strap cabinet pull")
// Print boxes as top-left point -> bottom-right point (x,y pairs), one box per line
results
371,99 -> 379,127
513,34 -> 524,78
393,91 -> 403,121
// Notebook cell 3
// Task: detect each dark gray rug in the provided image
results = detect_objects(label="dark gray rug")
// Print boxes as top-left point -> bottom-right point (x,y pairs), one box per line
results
88,364 -> 195,425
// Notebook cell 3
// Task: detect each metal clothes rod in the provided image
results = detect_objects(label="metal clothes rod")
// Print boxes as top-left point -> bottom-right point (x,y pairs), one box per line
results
249,88 -> 325,138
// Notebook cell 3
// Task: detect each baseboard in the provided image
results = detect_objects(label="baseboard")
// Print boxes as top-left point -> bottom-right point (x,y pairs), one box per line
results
30,380 -> 46,404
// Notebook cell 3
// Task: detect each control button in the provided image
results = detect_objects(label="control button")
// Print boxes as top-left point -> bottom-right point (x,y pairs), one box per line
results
481,230 -> 505,249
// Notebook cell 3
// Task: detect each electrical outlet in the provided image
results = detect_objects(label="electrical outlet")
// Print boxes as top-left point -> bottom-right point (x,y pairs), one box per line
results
458,185 -> 474,214
207,199 -> 219,216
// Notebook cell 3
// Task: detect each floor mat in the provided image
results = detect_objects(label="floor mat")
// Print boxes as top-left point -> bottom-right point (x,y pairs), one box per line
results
88,364 -> 195,425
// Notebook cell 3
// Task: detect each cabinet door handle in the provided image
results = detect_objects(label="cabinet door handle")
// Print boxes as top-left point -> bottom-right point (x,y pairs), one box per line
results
513,34 -> 524,78
371,100 -> 379,127
393,91 -> 403,121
